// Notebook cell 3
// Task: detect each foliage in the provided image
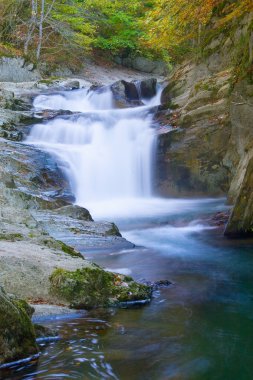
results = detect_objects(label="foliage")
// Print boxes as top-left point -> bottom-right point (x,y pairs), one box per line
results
140,0 -> 253,60
0,0 -> 252,64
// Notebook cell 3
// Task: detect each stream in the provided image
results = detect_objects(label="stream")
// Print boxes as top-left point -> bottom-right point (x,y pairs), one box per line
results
2,83 -> 253,379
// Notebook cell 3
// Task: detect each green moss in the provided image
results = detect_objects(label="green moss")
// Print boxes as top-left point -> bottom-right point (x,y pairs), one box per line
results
0,233 -> 23,241
12,299 -> 34,318
105,223 -> 122,237
41,237 -> 83,259
38,77 -> 60,85
0,288 -> 38,365
49,267 -> 152,309
60,242 -> 83,259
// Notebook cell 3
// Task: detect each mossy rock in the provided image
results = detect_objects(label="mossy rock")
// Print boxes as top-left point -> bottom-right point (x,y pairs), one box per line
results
49,267 -> 152,309
105,223 -> 122,237
0,233 -> 23,241
0,287 -> 38,365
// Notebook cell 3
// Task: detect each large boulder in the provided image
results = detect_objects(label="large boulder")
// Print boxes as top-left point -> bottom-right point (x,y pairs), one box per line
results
111,80 -> 140,107
50,267 -> 152,309
54,205 -> 93,221
0,287 -> 38,366
140,78 -> 157,98
119,56 -> 167,75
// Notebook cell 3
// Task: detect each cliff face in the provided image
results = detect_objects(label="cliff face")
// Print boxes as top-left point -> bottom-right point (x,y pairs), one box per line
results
157,11 -> 253,236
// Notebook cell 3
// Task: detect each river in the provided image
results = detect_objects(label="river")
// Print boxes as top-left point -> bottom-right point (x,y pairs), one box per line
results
2,82 -> 253,379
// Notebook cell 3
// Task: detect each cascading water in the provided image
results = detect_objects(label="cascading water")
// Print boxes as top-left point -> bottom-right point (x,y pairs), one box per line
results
27,84 -> 158,211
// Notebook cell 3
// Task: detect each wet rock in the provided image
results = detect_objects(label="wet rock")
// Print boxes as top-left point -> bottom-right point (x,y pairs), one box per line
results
225,155 -> 253,237
141,279 -> 172,290
140,78 -> 157,98
111,80 -> 142,107
33,109 -> 74,120
55,205 -> 93,221
63,80 -> 80,90
161,83 -> 172,105
117,55 -> 167,75
0,287 -> 38,365
122,80 -> 139,100
49,267 -> 152,309
209,211 -> 230,227
34,324 -> 58,340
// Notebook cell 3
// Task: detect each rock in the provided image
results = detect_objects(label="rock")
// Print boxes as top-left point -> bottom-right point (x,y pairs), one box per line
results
34,109 -> 74,120
34,324 -> 58,340
63,80 -> 80,90
0,57 -> 41,82
49,267 -> 152,309
122,80 -> 139,100
156,64 -> 232,197
209,211 -> 230,227
161,83 -> 172,105
140,78 -> 157,98
120,56 -> 167,75
0,287 -> 38,365
225,155 -> 253,237
54,205 -> 93,221
111,80 -> 140,106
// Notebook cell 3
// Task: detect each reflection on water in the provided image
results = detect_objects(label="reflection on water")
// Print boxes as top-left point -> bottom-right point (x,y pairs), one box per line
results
2,198 -> 253,380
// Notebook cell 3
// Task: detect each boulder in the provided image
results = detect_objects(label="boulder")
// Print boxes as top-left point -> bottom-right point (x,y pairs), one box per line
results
121,56 -> 167,75
139,78 -> 157,98
54,205 -> 93,221
62,80 -> 80,90
0,287 -> 38,365
122,80 -> 139,100
49,267 -> 152,309
111,80 -> 141,107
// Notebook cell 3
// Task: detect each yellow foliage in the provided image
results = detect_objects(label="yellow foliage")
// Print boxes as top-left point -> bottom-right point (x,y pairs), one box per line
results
141,0 -> 253,58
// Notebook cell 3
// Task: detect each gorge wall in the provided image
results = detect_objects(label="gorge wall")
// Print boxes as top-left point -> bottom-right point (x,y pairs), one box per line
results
157,11 -> 253,236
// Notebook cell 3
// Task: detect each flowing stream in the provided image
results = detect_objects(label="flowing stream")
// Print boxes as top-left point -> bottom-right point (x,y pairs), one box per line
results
3,83 -> 253,379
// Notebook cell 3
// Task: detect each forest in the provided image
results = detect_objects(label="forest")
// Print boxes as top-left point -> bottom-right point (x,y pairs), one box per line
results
1,0 -> 252,65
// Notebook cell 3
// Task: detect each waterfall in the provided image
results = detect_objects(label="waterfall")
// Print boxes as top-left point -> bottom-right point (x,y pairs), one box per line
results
26,84 -> 159,211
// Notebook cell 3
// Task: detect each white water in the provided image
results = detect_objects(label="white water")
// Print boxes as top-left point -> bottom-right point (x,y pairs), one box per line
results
27,85 -> 158,207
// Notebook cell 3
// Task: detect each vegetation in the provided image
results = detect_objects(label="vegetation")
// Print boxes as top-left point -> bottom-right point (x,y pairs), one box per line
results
0,1 -> 252,66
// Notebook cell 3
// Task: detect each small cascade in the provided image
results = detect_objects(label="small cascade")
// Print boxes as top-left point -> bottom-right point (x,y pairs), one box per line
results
27,82 -> 161,208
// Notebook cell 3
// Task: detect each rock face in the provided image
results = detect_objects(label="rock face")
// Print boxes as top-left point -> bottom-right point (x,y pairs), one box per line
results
0,287 -> 38,365
225,155 -> 253,237
156,11 -> 253,237
157,65 -> 232,196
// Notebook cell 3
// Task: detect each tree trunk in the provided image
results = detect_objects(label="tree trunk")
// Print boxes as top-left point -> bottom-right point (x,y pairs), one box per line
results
36,0 -> 45,60
24,0 -> 38,55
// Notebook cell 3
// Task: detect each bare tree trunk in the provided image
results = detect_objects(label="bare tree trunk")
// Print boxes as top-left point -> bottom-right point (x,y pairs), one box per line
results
24,0 -> 38,55
36,0 -> 45,60
198,22 -> 202,47
249,32 -> 253,63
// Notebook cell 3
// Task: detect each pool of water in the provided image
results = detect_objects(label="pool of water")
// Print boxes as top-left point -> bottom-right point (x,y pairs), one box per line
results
2,198 -> 253,380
